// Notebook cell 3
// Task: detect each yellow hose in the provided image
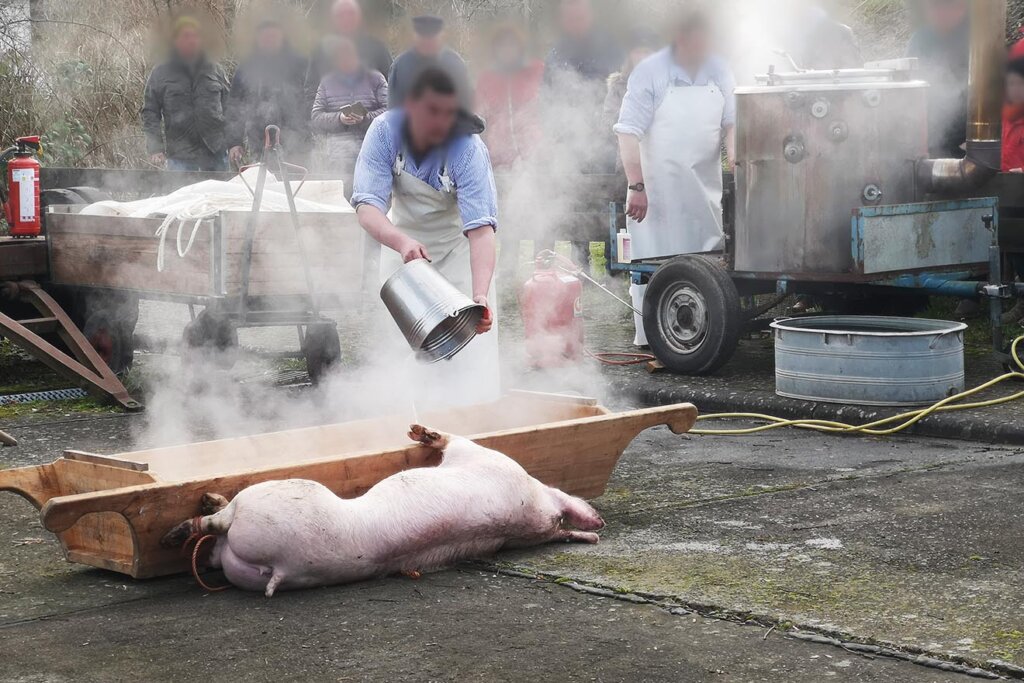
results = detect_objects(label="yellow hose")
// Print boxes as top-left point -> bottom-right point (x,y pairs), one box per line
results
692,335 -> 1024,436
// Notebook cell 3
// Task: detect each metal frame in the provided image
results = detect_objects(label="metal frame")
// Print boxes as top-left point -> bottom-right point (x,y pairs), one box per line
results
0,281 -> 140,410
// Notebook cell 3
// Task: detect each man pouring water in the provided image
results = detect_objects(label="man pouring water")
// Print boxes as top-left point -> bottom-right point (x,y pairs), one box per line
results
351,67 -> 500,405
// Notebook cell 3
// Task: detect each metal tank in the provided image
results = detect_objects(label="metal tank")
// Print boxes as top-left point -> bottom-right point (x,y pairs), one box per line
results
734,67 -> 929,276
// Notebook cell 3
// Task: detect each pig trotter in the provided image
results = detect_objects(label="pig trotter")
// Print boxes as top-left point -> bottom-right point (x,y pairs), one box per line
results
557,530 -> 601,544
408,424 -> 450,450
161,518 -> 199,548
200,493 -> 230,516
402,569 -> 423,580
265,571 -> 286,598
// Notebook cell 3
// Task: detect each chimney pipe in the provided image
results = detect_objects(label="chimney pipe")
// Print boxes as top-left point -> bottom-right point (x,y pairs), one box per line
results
917,0 -> 1006,194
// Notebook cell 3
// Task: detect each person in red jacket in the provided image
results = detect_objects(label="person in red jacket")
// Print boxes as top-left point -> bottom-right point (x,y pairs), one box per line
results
1003,57 -> 1024,173
1002,52 -> 1024,323
476,24 -> 545,169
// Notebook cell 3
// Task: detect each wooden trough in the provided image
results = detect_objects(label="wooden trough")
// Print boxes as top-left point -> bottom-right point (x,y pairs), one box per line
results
0,392 -> 697,579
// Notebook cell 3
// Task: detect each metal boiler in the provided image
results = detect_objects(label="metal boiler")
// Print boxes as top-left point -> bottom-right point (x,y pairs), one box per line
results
733,66 -> 929,276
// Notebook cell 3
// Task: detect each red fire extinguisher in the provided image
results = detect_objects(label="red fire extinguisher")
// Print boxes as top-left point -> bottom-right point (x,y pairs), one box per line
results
520,252 -> 585,367
1,136 -> 43,238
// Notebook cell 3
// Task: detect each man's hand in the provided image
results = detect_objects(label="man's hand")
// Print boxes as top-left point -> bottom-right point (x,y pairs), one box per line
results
626,189 -> 648,223
228,146 -> 244,168
400,238 -> 430,263
149,152 -> 166,167
340,113 -> 365,126
473,296 -> 493,334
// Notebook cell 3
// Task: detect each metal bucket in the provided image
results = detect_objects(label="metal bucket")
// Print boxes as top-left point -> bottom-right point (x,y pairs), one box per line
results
771,316 -> 968,407
380,259 -> 486,363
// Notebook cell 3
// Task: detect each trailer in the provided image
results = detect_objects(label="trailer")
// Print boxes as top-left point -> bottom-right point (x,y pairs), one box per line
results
609,37 -> 1024,376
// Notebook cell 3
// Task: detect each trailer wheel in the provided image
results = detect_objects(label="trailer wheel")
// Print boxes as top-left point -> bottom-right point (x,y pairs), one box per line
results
183,310 -> 238,367
83,310 -> 135,374
303,322 -> 341,385
644,255 -> 742,375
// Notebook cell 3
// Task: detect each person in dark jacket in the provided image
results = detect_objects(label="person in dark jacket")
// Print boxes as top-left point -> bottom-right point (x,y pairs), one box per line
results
227,19 -> 313,167
906,0 -> 970,158
389,15 -> 473,111
311,0 -> 393,86
312,36 -> 388,194
141,16 -> 230,171
545,0 -> 623,88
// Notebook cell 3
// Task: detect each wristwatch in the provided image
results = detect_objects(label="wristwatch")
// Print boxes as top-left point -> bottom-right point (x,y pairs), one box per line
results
628,183 -> 645,192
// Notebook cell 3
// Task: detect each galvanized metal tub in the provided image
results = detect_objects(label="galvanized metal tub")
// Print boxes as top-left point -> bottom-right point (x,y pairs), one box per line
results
771,316 -> 968,406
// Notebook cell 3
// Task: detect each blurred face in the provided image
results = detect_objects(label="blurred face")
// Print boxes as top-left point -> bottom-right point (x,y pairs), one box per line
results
923,0 -> 969,35
255,26 -> 285,55
560,0 -> 593,38
628,46 -> 654,70
173,26 -> 203,62
334,40 -> 361,73
1008,72 -> 1024,106
415,33 -> 444,56
675,28 -> 710,67
495,35 -> 525,69
406,89 -> 459,150
332,0 -> 362,34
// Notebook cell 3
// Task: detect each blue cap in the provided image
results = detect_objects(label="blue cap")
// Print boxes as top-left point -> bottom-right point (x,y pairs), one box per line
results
412,15 -> 444,37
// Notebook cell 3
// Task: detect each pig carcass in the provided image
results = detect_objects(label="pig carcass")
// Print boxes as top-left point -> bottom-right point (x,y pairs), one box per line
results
161,425 -> 605,596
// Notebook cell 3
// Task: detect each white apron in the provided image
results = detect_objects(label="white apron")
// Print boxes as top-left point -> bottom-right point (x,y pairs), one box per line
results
627,84 -> 727,260
379,150 -> 501,407
627,83 -> 727,346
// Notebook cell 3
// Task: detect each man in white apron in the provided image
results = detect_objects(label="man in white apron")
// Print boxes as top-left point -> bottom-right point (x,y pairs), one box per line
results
351,67 -> 501,407
613,10 -> 736,346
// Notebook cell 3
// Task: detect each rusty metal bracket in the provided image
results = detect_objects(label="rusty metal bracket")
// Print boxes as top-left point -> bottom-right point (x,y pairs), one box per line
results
0,281 -> 141,411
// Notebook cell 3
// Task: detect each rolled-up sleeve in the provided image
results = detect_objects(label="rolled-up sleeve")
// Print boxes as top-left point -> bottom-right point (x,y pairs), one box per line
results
449,137 -> 498,233
351,115 -> 395,213
612,66 -> 656,139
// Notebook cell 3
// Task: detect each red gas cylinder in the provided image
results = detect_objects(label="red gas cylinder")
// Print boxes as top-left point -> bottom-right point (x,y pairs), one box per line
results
520,256 -> 584,367
3,136 -> 42,238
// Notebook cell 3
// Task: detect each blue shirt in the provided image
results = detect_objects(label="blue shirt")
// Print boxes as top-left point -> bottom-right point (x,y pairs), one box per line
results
613,48 -> 737,139
351,110 -> 499,233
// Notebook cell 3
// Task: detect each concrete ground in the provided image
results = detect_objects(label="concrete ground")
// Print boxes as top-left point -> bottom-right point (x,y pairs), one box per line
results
1,405 -> 1022,680
1,268 -> 1023,681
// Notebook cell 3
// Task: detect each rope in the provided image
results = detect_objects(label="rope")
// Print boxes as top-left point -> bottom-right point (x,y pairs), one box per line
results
190,534 -> 231,593
690,335 -> 1024,436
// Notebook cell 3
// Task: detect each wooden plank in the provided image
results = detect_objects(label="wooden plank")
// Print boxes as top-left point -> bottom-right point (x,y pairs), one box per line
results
0,238 -> 49,278
63,450 -> 149,472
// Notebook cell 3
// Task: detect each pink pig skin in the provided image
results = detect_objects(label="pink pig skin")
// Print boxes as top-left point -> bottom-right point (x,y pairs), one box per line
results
167,426 -> 605,596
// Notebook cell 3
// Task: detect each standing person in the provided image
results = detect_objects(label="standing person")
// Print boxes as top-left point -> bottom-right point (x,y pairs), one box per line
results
1002,54 -> 1024,324
352,68 -> 499,406
142,16 -> 230,172
546,0 -> 623,88
311,36 -> 388,198
476,23 -> 545,169
312,0 -> 393,85
543,0 -> 623,262
604,29 -> 660,173
389,16 -> 473,112
227,19 -> 313,168
614,10 -> 735,347
906,0 -> 970,159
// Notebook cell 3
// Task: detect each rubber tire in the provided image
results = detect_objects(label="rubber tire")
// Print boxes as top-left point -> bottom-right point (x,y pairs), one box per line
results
83,309 -> 134,374
183,310 -> 238,353
643,255 -> 742,375
66,186 -> 113,204
303,322 -> 342,385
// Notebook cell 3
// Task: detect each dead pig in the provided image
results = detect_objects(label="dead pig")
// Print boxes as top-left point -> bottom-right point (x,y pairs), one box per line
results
161,424 -> 605,596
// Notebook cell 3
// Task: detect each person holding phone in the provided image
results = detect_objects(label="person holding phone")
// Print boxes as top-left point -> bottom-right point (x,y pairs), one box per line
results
312,35 -> 389,197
